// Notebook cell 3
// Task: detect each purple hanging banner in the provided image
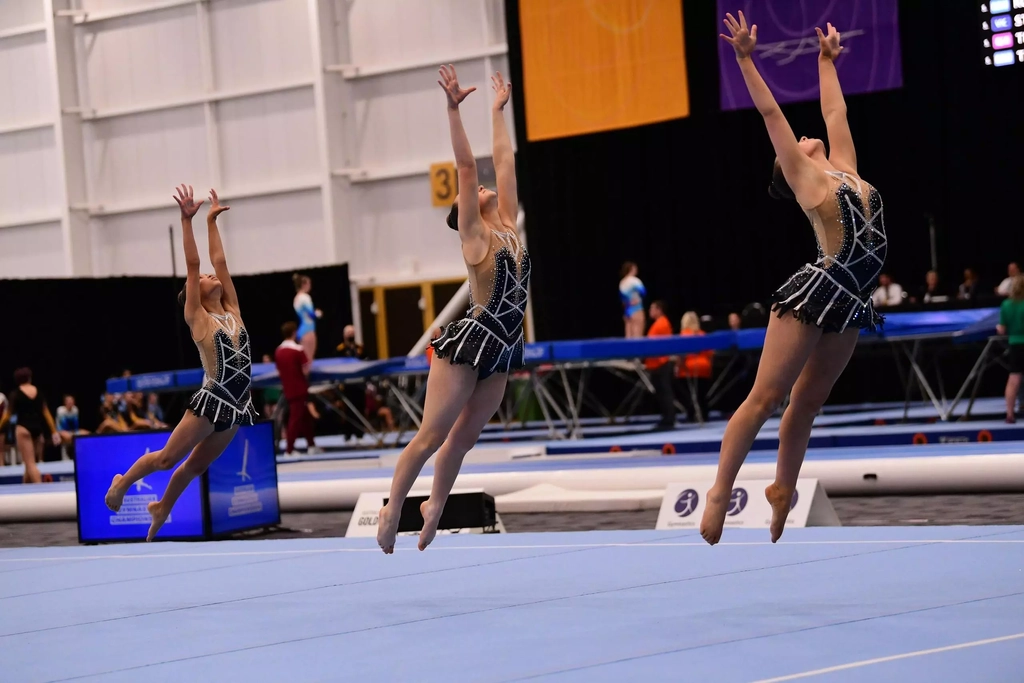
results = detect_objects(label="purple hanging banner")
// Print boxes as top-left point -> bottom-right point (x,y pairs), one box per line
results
717,0 -> 903,111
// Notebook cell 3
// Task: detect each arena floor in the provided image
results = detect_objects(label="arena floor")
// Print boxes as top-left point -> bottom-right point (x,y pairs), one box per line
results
2,526 -> 1022,682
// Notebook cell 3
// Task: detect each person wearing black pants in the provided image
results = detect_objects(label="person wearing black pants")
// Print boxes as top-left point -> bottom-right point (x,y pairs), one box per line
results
645,301 -> 676,430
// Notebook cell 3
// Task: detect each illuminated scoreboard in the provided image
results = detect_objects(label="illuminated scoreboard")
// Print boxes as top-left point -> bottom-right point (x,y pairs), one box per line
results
980,0 -> 1024,67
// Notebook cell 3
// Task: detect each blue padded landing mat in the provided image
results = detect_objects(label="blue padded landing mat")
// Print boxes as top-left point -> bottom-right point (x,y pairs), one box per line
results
1,527 -> 1022,681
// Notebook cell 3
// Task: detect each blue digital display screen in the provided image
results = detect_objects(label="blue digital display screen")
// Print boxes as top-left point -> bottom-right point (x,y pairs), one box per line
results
206,421 -> 280,536
75,431 -> 205,543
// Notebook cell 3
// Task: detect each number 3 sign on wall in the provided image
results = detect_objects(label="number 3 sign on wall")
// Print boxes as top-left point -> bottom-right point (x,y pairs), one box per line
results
430,161 -> 458,207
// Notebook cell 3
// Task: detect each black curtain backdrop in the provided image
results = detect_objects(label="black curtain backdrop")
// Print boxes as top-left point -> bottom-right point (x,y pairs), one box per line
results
505,0 -> 1024,341
0,264 -> 350,430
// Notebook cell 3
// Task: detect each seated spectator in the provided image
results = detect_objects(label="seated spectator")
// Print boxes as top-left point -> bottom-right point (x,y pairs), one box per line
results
727,312 -> 742,331
56,395 -> 90,452
871,273 -> 905,308
677,311 -> 712,423
97,394 -> 128,434
336,325 -> 366,358
958,268 -> 979,301
996,262 -> 1020,298
121,392 -> 155,431
644,300 -> 676,430
145,393 -> 168,429
912,270 -> 949,304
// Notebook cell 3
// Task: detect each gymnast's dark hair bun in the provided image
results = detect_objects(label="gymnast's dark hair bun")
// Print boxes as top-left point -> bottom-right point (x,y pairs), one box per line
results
768,159 -> 795,201
177,285 -> 186,307
446,203 -> 459,231
292,273 -> 309,291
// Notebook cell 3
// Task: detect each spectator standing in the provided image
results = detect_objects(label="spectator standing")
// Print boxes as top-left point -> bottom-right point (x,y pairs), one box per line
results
677,312 -> 712,423
275,322 -> 318,456
0,368 -> 60,483
644,300 -> 676,430
998,277 -> 1024,423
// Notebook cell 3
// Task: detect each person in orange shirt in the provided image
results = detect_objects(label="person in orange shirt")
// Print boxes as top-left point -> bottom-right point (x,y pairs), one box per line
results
644,300 -> 676,429
677,311 -> 712,422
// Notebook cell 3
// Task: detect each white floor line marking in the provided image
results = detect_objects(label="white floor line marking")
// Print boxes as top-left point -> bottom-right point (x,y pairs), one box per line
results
0,538 -> 1022,562
749,632 -> 1024,682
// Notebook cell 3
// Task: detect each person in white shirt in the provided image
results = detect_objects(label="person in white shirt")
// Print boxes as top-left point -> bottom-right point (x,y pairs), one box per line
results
871,273 -> 904,308
996,262 -> 1020,297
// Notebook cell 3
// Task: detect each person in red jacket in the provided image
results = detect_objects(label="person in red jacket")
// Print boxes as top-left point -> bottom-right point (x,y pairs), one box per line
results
275,322 -> 317,456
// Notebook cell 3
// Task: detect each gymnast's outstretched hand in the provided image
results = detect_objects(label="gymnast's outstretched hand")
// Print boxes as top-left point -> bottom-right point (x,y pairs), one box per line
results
720,11 -> 757,60
816,23 -> 844,61
438,64 -> 475,109
208,188 -> 229,220
491,71 -> 512,111
173,184 -> 204,219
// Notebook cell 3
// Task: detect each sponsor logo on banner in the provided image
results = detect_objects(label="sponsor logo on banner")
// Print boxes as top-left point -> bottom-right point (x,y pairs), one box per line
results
728,488 -> 748,516
655,479 -> 840,530
674,489 -> 699,517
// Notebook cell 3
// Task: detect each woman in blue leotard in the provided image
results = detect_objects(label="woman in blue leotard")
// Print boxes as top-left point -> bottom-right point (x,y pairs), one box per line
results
293,273 -> 321,360
619,261 -> 646,338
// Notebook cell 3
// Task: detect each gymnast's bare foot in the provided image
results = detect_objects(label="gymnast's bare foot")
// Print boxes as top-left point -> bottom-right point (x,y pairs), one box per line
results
418,499 -> 444,551
377,505 -> 399,554
765,483 -> 794,543
105,475 -> 125,512
146,501 -> 169,542
700,487 -> 730,545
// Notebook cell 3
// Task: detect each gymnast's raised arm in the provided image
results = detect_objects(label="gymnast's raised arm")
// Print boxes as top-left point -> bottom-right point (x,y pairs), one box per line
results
206,188 -> 240,312
816,23 -> 856,175
490,72 -> 518,227
173,184 -> 207,336
721,11 -> 828,209
439,64 -> 489,264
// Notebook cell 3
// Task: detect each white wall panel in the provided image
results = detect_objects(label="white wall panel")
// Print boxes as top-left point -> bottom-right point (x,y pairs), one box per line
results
350,61 -> 493,170
349,175 -> 464,281
0,222 -> 64,278
80,7 -> 201,112
94,189 -> 329,276
85,106 -> 209,209
90,209 -> 184,276
0,127 -> 62,219
0,33 -> 52,125
348,0 -> 495,67
216,89 -> 319,189
209,0 -> 311,90
209,189 -> 327,274
0,0 -> 44,32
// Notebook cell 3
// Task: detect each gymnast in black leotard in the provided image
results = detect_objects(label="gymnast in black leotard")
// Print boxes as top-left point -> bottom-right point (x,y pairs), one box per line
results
105,185 -> 257,541
701,14 -> 886,546
376,67 -> 529,554
0,367 -> 60,484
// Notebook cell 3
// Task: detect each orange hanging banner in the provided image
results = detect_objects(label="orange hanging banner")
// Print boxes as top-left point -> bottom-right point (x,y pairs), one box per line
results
518,0 -> 691,141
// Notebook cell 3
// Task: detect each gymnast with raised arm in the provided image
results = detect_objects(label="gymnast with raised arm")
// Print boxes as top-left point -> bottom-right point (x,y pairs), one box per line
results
701,13 -> 886,545
105,185 -> 257,541
376,66 -> 530,554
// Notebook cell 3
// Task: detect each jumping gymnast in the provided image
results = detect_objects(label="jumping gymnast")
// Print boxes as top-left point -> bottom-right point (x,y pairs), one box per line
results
105,185 -> 257,541
376,66 -> 530,553
701,13 -> 886,545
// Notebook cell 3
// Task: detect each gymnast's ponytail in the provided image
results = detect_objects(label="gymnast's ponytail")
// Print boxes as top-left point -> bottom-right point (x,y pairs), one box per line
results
768,159 -> 795,202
